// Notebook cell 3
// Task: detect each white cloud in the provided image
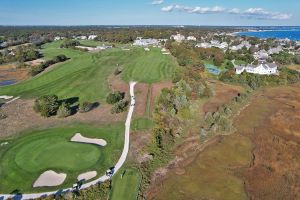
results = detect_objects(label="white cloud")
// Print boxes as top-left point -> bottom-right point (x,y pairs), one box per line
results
229,8 -> 292,20
160,4 -> 291,20
162,4 -> 225,14
152,0 -> 164,5
161,5 -> 174,12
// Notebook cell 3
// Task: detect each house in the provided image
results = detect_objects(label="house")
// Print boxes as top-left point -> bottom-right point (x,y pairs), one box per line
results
170,34 -> 185,43
54,36 -> 64,41
254,50 -> 269,60
230,41 -> 251,51
187,36 -> 197,41
88,35 -> 97,40
195,42 -> 211,48
133,37 -> 159,46
268,46 -> 283,55
74,36 -> 87,40
235,61 -> 278,75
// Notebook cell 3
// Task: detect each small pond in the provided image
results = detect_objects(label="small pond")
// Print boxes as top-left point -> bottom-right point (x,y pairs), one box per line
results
0,79 -> 17,86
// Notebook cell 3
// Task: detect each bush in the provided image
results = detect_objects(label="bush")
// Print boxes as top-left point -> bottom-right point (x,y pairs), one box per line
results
79,101 -> 94,113
106,91 -> 124,104
114,68 -> 122,75
60,40 -> 80,48
33,95 -> 59,117
111,100 -> 128,114
57,102 -> 71,118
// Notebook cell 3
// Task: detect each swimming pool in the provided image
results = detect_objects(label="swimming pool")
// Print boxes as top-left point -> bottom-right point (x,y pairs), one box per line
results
204,63 -> 221,75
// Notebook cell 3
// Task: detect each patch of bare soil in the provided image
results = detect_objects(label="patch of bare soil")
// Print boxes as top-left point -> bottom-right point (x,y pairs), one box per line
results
236,84 -> 300,200
24,58 -> 44,66
128,130 -> 152,164
203,80 -> 244,113
0,99 -> 126,138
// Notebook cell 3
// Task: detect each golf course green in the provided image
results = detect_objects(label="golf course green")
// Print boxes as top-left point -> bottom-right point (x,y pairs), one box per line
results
0,123 -> 124,193
0,41 -> 177,102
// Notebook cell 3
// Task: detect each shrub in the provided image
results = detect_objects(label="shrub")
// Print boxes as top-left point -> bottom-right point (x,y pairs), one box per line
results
114,68 -> 122,75
57,102 -> 71,118
79,101 -> 94,113
111,100 -> 128,114
33,95 -> 59,117
106,91 -> 124,104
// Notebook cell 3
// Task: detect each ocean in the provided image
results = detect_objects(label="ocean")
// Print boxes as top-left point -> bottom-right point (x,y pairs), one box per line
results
237,30 -> 300,41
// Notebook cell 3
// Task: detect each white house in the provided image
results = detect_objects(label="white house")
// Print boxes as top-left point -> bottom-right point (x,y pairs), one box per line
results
235,61 -> 278,75
88,35 -> 97,40
195,42 -> 211,48
133,37 -> 159,46
54,36 -> 64,41
74,36 -> 87,40
268,46 -> 283,55
230,41 -> 251,51
187,36 -> 197,41
254,50 -> 269,60
170,34 -> 185,43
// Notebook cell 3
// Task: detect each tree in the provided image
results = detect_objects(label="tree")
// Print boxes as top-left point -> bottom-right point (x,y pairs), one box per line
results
111,100 -> 128,114
106,91 -> 124,104
33,95 -> 59,117
57,102 -> 71,118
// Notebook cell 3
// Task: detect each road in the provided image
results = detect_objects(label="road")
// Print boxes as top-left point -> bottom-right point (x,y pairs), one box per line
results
0,81 -> 137,200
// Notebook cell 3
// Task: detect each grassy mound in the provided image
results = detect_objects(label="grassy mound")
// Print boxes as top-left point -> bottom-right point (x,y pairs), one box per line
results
0,123 -> 124,193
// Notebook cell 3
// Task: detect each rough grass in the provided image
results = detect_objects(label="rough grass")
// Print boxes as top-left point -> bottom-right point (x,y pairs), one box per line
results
110,168 -> 141,200
0,123 -> 124,193
131,118 -> 154,131
0,42 -> 176,102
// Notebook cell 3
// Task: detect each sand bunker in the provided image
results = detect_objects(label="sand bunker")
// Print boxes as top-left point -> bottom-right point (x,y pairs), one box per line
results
33,170 -> 66,188
71,133 -> 107,146
0,95 -> 13,100
77,171 -> 97,181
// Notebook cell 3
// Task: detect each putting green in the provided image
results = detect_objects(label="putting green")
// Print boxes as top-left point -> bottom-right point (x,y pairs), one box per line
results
0,124 -> 124,193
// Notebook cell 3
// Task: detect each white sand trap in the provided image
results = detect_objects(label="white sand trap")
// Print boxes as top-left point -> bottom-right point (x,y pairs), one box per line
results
0,95 -> 13,100
71,133 -> 107,146
33,170 -> 66,188
77,171 -> 97,181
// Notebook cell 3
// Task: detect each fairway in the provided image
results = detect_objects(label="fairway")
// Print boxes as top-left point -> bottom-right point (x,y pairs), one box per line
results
122,48 -> 176,83
0,42 -> 177,102
110,168 -> 141,200
0,123 -> 124,193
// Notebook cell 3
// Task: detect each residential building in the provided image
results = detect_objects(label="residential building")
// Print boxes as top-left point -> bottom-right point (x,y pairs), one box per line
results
187,36 -> 197,41
88,35 -> 97,40
235,61 -> 278,75
170,34 -> 185,43
133,37 -> 159,46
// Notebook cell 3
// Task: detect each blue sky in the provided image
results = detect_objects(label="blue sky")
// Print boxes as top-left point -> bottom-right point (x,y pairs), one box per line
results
0,0 -> 299,26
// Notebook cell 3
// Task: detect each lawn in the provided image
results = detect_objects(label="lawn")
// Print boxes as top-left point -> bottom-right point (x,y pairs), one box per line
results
0,123 -> 124,193
110,168 -> 141,200
0,42 -> 176,102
